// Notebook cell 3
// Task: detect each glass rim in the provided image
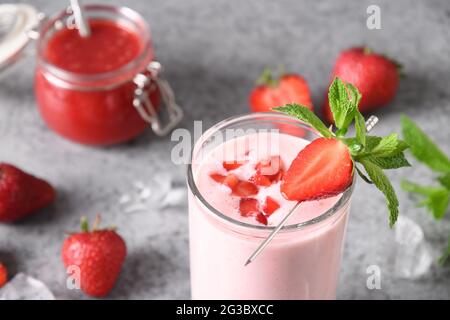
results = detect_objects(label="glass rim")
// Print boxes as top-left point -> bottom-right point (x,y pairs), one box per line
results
36,4 -> 152,86
187,112 -> 355,231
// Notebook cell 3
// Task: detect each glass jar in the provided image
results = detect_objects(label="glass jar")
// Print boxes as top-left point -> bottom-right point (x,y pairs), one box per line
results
187,113 -> 354,299
33,4 -> 182,145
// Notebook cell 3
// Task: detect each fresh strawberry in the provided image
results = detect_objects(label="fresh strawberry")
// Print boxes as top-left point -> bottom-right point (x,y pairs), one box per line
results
262,196 -> 280,216
62,216 -> 126,297
0,163 -> 56,223
281,137 -> 353,201
255,212 -> 268,225
223,161 -> 243,171
0,262 -> 7,288
233,181 -> 258,197
324,47 -> 400,123
239,198 -> 259,217
250,69 -> 314,113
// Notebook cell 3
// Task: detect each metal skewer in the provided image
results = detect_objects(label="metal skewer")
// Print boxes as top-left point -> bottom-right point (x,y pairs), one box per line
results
70,0 -> 91,37
244,115 -> 379,266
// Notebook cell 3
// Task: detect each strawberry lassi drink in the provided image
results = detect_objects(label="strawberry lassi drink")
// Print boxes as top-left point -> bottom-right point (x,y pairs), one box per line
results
187,114 -> 353,299
188,78 -> 409,300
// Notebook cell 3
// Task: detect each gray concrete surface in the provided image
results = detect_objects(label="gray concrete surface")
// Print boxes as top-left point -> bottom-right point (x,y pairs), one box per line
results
0,0 -> 450,299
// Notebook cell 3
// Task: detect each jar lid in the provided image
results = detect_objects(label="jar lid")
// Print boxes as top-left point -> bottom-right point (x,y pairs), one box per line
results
0,3 -> 39,71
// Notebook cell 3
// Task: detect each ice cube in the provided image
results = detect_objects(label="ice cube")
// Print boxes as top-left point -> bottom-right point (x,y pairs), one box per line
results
119,173 -> 174,213
394,215 -> 433,279
160,187 -> 187,208
0,273 -> 55,300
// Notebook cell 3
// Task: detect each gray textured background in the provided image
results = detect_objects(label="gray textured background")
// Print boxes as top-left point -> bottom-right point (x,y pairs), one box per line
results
1,0 -> 450,299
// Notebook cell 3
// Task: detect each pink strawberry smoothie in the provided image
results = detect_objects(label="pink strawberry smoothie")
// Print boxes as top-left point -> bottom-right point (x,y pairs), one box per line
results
188,130 -> 352,299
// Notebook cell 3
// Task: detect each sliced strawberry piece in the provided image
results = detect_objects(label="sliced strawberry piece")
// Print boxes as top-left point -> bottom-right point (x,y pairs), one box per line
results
223,161 -> 244,171
209,173 -> 226,184
254,156 -> 284,184
281,137 -> 353,201
256,156 -> 282,176
239,198 -> 259,217
255,212 -> 268,225
262,196 -> 280,216
233,181 -> 258,197
223,174 -> 239,190
250,173 -> 272,187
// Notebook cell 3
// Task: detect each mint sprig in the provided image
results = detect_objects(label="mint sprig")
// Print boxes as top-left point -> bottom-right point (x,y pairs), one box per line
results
400,116 -> 450,265
401,115 -> 450,173
274,77 -> 410,227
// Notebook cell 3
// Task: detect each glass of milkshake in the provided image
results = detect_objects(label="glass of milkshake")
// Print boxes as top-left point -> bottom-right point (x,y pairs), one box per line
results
187,113 -> 354,300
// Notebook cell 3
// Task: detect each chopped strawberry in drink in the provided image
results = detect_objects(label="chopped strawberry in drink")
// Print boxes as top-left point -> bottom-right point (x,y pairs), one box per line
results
223,161 -> 244,171
209,173 -> 226,184
209,173 -> 239,191
223,174 -> 239,190
250,173 -> 272,187
233,181 -> 259,197
262,196 -> 280,216
239,198 -> 259,217
255,212 -> 268,225
254,155 -> 284,184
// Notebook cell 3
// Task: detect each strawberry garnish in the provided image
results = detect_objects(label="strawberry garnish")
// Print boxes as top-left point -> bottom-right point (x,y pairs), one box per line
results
233,181 -> 258,197
223,161 -> 243,171
239,198 -> 259,217
262,196 -> 280,216
281,137 -> 353,201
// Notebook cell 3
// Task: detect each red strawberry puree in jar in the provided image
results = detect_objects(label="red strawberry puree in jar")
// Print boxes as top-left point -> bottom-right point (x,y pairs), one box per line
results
35,6 -> 160,145
188,114 -> 353,299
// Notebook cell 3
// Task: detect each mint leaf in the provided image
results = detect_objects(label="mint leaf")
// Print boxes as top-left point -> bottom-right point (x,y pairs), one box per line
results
438,172 -> 450,190
401,181 -> 449,220
439,236 -> 450,266
370,133 -> 409,157
366,136 -> 382,150
347,83 -> 362,108
360,159 -> 399,227
401,115 -> 450,173
354,111 -> 366,147
328,77 -> 357,135
274,104 -> 333,138
365,153 -> 411,169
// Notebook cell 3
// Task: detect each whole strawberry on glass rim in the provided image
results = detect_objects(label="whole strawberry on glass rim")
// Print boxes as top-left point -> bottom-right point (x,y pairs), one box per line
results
276,77 -> 410,227
62,215 -> 126,297
323,47 -> 401,124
